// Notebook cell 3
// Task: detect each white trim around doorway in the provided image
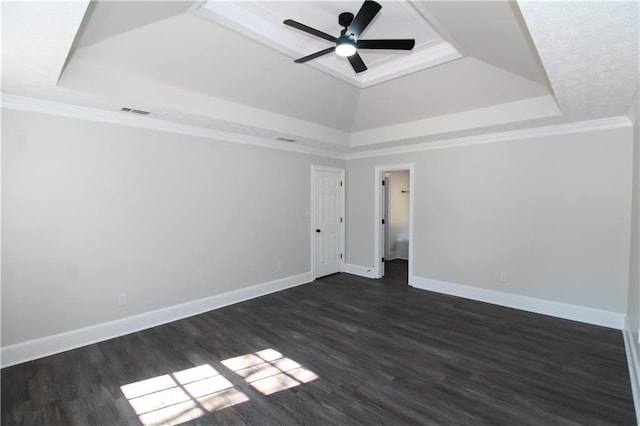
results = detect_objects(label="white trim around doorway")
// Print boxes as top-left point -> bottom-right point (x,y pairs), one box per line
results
373,163 -> 414,283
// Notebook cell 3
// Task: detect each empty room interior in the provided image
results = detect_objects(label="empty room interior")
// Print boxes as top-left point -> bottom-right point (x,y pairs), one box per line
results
2,0 -> 640,424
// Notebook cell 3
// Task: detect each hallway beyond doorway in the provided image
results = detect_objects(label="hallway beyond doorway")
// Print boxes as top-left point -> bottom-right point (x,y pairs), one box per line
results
380,259 -> 407,287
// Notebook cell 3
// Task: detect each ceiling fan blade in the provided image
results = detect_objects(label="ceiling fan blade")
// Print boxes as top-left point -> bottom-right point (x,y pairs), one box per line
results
356,39 -> 415,50
294,47 -> 336,63
348,0 -> 381,38
283,19 -> 337,42
348,52 -> 367,73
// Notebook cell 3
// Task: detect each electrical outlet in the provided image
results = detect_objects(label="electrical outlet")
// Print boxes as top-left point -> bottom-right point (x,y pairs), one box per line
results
499,272 -> 508,283
118,293 -> 127,306
276,261 -> 282,271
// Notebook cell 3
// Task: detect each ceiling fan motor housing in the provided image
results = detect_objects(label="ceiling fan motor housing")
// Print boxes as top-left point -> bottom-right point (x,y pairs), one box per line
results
339,12 -> 354,29
284,1 -> 415,73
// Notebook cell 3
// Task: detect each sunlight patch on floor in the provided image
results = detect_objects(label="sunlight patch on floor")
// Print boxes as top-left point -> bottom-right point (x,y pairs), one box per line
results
120,349 -> 317,424
120,364 -> 249,425
222,348 -> 318,395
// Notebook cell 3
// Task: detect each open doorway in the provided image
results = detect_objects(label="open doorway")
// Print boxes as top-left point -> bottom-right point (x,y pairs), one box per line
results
374,164 -> 414,286
382,171 -> 410,285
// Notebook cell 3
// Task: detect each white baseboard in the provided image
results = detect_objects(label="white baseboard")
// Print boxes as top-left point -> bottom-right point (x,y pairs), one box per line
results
411,276 -> 625,329
623,319 -> 640,422
1,271 -> 313,368
344,263 -> 377,279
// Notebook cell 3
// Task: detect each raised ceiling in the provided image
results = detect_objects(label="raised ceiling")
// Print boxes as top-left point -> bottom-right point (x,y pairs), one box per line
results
197,0 -> 461,88
2,1 -> 638,155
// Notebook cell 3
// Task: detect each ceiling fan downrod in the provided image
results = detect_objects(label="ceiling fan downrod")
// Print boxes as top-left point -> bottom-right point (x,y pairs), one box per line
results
283,0 -> 415,74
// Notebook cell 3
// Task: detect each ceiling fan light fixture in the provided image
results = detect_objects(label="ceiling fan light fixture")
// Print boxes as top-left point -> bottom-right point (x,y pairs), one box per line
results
284,0 -> 414,73
336,42 -> 356,57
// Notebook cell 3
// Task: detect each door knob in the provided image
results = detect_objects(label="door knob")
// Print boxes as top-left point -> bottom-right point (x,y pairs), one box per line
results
316,229 -> 321,233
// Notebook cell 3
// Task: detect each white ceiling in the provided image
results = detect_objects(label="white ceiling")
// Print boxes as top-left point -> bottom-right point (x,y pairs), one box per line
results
197,0 -> 461,88
2,1 -> 638,154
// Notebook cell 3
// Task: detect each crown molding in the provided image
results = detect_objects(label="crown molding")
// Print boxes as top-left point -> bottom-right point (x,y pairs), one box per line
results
345,116 -> 633,160
350,95 -> 562,147
1,94 -> 345,160
2,94 -> 632,162
197,0 -> 461,89
359,42 -> 460,88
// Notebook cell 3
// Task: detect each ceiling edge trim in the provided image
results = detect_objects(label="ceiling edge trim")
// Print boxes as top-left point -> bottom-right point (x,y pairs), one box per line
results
345,116 -> 632,160
2,94 -> 631,162
0,94 -> 344,160
350,95 -> 561,146
198,1 -> 461,89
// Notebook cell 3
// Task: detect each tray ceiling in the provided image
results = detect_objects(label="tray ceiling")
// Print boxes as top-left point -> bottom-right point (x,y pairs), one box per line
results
2,1 -> 637,154
197,0 -> 461,88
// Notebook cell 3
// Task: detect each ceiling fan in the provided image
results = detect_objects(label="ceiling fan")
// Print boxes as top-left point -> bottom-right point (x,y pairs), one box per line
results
283,0 -> 415,74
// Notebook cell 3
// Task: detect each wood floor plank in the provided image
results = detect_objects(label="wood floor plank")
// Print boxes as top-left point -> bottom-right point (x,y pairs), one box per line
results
2,261 -> 636,424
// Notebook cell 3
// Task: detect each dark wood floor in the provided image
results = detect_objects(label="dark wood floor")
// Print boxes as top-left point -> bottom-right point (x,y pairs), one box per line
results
2,261 -> 636,425
380,258 -> 409,287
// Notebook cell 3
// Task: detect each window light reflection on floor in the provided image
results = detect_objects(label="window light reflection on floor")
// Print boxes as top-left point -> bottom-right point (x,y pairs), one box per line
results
120,364 -> 249,426
221,348 -> 318,395
120,349 -> 317,425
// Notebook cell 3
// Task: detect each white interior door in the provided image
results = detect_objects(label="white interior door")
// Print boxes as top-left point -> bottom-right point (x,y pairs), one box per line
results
313,167 -> 344,278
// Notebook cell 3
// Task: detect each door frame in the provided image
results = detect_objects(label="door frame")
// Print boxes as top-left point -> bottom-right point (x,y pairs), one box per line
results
382,174 -> 390,276
373,163 -> 414,283
311,165 -> 346,280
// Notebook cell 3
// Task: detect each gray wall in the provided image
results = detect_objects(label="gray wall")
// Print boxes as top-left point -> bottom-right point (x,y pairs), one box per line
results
628,114 -> 640,350
1,108 -> 342,346
2,106 -> 635,350
346,127 -> 633,313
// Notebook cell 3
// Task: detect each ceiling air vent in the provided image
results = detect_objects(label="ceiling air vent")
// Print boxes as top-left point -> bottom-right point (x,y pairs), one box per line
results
275,137 -> 297,143
120,107 -> 151,115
